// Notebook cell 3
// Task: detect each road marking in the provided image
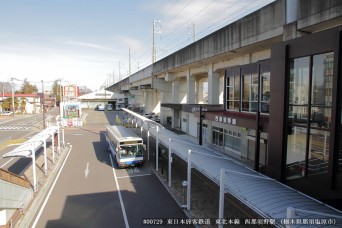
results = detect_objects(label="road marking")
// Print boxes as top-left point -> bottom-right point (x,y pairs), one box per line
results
127,167 -> 139,173
32,145 -> 73,228
109,154 -> 129,228
0,125 -> 31,130
85,162 -> 89,178
117,173 -> 151,179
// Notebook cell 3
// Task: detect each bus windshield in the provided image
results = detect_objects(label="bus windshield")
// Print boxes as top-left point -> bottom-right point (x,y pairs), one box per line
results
119,145 -> 143,158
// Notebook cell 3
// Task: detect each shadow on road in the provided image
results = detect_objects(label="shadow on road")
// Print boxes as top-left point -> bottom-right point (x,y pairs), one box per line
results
92,131 -> 112,167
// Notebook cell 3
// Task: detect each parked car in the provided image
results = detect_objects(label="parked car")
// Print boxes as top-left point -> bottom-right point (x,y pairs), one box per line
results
151,115 -> 160,123
143,113 -> 152,119
97,104 -> 105,111
1,111 -> 12,116
105,104 -> 113,111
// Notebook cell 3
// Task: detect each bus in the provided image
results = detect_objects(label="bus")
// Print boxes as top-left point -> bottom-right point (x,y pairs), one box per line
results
106,125 -> 145,168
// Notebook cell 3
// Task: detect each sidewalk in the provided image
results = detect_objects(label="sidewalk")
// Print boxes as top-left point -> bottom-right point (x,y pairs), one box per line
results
12,143 -> 71,227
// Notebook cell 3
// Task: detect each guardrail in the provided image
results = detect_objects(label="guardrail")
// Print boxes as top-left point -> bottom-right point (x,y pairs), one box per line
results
0,168 -> 31,189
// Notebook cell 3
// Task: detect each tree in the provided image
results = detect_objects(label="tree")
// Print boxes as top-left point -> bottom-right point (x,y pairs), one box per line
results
0,81 -> 12,94
18,78 -> 38,94
52,80 -> 62,104
19,98 -> 26,112
79,85 -> 92,96
1,97 -> 19,111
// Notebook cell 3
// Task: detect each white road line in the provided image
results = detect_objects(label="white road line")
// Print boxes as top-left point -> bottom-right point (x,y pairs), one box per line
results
117,173 -> 151,179
32,146 -> 73,228
0,125 -> 31,130
109,154 -> 129,228
0,158 -> 14,168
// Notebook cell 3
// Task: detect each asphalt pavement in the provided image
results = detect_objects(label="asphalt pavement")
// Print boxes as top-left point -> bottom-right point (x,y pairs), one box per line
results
7,110 -> 267,228
18,110 -> 193,228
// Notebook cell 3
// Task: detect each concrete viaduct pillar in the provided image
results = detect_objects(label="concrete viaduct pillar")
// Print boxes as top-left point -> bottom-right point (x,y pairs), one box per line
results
187,70 -> 196,104
208,64 -> 220,105
172,80 -> 179,104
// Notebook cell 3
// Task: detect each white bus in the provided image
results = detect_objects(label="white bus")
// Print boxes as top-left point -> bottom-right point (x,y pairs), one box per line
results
106,125 -> 144,168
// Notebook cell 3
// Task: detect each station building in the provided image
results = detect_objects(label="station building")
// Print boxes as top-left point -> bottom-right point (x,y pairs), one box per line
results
78,89 -> 126,110
107,0 -> 342,209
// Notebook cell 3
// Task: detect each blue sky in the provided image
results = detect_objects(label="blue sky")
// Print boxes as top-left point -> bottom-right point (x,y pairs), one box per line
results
0,0 -> 274,91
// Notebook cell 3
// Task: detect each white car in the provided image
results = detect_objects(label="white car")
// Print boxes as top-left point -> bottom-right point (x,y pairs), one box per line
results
1,111 -> 12,116
97,104 -> 105,111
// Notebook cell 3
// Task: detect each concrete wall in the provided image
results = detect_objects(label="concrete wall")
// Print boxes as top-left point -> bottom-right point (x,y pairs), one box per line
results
108,0 -> 342,96
188,113 -> 198,137
130,65 -> 152,83
179,78 -> 187,104
297,0 -> 342,31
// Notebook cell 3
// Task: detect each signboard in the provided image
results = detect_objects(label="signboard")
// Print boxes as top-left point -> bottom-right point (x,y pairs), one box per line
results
215,115 -> 236,125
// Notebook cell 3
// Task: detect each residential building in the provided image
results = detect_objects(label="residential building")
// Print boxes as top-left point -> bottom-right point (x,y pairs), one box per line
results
62,84 -> 80,102
0,94 -> 41,114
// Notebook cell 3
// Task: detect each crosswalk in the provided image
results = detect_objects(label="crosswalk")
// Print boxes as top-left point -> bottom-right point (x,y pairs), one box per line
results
0,125 -> 32,131
0,118 -> 43,131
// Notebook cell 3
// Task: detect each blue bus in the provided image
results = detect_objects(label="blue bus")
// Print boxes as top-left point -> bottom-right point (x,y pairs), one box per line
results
106,125 -> 144,168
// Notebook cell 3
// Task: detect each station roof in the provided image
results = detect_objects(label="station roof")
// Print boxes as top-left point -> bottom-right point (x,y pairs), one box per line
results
78,89 -> 125,100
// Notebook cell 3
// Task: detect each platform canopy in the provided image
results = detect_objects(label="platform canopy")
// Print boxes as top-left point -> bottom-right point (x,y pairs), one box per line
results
3,126 -> 59,158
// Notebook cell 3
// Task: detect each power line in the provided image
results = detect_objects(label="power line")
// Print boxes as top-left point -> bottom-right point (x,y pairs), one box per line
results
124,0 -> 274,71
156,0 -> 274,61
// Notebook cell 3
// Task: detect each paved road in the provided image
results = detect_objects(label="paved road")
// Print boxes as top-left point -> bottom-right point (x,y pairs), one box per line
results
32,110 -> 191,227
0,114 -> 43,139
0,110 -> 58,173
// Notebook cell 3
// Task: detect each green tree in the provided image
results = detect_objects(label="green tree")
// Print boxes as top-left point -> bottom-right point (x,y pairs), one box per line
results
19,98 -> 26,112
1,97 -> 19,111
18,78 -> 38,94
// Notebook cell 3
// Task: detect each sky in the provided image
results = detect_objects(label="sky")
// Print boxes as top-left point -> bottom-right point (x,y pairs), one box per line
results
0,0 -> 274,92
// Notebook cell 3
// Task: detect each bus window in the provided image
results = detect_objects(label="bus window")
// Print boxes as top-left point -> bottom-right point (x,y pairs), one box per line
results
119,145 -> 143,157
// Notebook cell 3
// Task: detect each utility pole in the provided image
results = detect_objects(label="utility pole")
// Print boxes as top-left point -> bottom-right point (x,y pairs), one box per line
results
11,78 -> 15,117
254,66 -> 261,172
59,79 -> 63,102
152,19 -> 162,63
119,61 -> 121,80
113,69 -> 115,84
188,22 -> 196,42
129,48 -> 131,76
41,80 -> 46,129
152,20 -> 155,64
199,106 -> 203,145
1,82 -> 4,100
